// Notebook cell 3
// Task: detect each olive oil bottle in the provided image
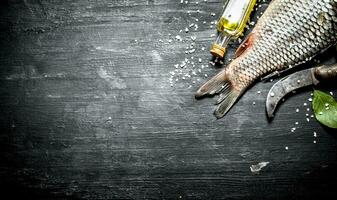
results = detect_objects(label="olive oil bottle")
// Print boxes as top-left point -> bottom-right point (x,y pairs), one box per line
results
210,0 -> 257,59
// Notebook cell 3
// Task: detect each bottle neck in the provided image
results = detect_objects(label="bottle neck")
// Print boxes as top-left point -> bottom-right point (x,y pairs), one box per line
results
215,33 -> 231,48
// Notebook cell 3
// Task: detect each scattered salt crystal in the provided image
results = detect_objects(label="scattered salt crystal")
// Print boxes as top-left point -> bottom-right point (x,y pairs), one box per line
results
285,146 -> 289,150
270,92 -> 275,97
176,35 -> 183,41
303,103 -> 307,106
330,91 -> 334,96
295,122 -> 299,125
211,13 -> 216,16
308,98 -> 312,102
306,118 -> 310,122
257,91 -> 261,94
314,132 -> 317,137
297,80 -> 301,84
296,108 -> 299,113
253,102 -> 256,105
185,27 -> 189,33
198,58 -> 202,63
250,162 -> 269,173
313,140 -> 317,144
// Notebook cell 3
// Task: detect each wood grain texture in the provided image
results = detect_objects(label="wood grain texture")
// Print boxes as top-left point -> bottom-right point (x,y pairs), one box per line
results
0,0 -> 337,199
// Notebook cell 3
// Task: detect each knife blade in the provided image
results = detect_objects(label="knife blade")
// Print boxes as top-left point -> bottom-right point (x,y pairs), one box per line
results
266,63 -> 337,118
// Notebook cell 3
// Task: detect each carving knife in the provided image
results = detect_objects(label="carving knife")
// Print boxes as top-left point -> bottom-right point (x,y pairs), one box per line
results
266,63 -> 337,118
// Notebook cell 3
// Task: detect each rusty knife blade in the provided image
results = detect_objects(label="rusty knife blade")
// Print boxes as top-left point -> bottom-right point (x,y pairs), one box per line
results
266,68 -> 318,118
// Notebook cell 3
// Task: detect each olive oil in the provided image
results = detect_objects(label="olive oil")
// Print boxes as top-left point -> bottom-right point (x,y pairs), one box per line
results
210,0 -> 257,59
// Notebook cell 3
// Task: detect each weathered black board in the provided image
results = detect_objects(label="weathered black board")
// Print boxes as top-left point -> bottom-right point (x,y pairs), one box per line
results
1,0 -> 337,199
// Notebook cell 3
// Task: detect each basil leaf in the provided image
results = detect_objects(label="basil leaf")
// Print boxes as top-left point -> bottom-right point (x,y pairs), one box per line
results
312,90 -> 337,129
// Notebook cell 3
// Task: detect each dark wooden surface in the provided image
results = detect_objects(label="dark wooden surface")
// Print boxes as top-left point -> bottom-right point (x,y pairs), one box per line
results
1,0 -> 337,199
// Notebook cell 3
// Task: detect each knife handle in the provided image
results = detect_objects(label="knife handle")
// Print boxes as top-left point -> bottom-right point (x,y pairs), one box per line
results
314,64 -> 337,81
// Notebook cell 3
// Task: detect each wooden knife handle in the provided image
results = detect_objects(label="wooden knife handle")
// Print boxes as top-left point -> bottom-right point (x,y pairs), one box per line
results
314,64 -> 337,81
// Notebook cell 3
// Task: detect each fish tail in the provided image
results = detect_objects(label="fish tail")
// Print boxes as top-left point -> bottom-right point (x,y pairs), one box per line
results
214,87 -> 241,119
195,69 -> 243,118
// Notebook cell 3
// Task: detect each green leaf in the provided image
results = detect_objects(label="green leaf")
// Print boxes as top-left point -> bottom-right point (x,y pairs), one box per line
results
312,90 -> 337,129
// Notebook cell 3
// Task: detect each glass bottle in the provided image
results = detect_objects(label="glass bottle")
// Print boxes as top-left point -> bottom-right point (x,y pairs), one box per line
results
210,0 -> 257,59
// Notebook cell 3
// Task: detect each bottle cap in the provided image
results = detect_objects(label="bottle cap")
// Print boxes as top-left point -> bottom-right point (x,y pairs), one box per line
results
210,43 -> 226,59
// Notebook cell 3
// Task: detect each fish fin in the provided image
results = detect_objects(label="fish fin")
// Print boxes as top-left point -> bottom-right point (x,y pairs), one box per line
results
214,84 -> 241,118
234,33 -> 255,58
195,69 -> 243,118
195,69 -> 229,98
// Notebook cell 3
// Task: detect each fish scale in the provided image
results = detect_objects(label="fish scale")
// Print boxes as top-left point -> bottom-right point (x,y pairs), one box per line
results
196,0 -> 337,118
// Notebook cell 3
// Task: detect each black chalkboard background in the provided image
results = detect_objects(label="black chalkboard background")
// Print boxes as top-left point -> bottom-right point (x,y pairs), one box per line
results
0,0 -> 337,199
